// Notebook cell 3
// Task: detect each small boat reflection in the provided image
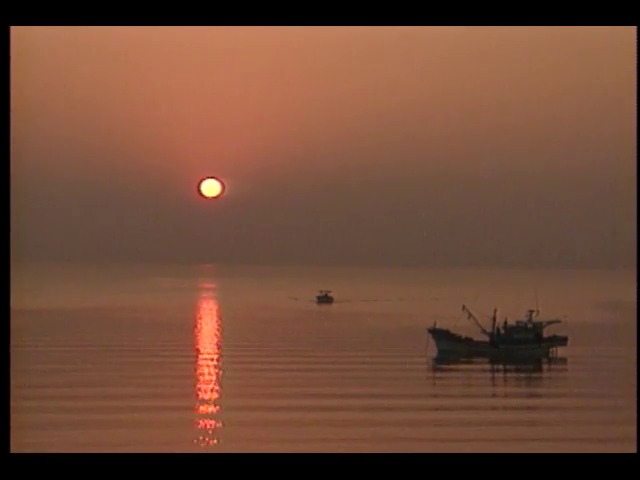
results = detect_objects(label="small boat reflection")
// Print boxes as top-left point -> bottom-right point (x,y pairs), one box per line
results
194,281 -> 223,447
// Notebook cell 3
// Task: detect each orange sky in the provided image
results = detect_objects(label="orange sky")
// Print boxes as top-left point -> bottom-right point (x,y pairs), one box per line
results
10,27 -> 637,267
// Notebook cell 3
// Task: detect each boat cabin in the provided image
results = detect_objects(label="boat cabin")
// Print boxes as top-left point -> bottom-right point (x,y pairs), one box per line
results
496,310 -> 562,345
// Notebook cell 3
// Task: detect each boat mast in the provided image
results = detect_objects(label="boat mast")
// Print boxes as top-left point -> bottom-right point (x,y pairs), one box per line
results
461,304 -> 492,337
491,308 -> 497,335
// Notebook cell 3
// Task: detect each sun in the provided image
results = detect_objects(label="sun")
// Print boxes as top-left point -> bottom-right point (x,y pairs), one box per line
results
198,177 -> 225,199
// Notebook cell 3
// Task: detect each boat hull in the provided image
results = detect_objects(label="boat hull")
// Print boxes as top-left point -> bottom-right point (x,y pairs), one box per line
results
316,297 -> 334,304
427,327 -> 568,360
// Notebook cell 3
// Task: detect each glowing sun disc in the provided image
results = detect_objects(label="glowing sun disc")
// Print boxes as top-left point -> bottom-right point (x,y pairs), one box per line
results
198,177 -> 225,199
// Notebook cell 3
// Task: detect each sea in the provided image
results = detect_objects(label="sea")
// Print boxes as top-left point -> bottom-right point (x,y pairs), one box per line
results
10,262 -> 637,452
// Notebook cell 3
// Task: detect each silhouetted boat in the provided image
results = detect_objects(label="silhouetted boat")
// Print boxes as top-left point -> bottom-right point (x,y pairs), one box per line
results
316,290 -> 334,305
427,305 -> 568,360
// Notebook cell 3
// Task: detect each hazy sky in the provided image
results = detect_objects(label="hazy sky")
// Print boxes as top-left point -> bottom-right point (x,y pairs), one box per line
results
11,26 -> 636,267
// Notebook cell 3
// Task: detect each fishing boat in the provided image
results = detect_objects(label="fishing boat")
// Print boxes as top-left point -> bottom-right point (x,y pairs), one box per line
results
427,305 -> 568,360
316,290 -> 335,305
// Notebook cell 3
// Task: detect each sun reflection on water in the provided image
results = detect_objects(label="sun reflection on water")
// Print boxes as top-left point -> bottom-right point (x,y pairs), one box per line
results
194,282 -> 222,447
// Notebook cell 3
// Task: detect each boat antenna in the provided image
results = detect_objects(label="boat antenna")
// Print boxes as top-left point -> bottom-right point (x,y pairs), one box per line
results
534,288 -> 540,317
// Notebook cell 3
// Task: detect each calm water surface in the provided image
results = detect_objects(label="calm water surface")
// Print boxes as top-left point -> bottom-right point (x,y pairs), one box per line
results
10,263 -> 637,452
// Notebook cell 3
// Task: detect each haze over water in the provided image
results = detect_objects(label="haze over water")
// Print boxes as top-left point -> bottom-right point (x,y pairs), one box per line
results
11,27 -> 636,269
10,26 -> 636,453
11,263 -> 636,452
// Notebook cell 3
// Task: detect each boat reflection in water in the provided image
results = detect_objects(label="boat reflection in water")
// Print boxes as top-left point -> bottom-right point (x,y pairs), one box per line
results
194,281 -> 223,447
431,354 -> 568,374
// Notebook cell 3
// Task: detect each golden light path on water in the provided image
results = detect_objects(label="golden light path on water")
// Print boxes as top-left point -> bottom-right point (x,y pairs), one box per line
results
194,281 -> 223,447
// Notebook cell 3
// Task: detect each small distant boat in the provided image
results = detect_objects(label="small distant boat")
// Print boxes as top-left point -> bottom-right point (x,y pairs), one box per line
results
427,305 -> 568,360
316,290 -> 335,305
